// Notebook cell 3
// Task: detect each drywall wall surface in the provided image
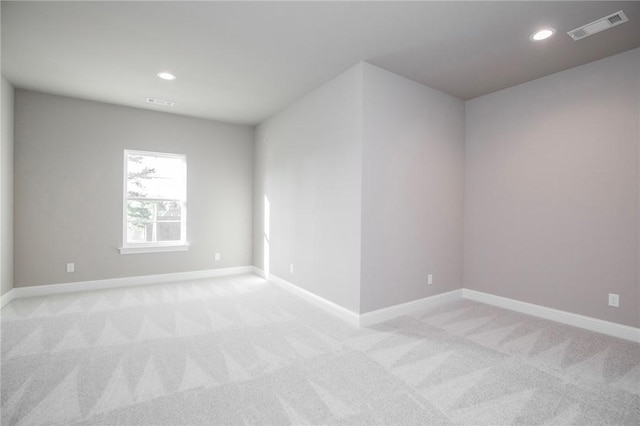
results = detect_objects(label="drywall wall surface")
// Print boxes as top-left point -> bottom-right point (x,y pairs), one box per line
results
360,63 -> 465,313
14,90 -> 254,287
1,76 -> 14,297
254,64 -> 363,313
464,48 -> 640,327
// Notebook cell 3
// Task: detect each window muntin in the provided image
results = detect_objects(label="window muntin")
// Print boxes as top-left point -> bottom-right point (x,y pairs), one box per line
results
123,150 -> 186,248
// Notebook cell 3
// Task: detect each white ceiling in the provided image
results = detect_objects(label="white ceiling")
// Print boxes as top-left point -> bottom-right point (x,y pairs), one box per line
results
2,1 -> 639,125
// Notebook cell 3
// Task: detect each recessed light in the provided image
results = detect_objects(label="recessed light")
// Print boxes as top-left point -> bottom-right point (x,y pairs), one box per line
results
530,28 -> 556,41
157,72 -> 176,81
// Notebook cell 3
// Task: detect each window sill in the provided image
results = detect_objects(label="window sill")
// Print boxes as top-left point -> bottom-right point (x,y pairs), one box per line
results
119,244 -> 190,255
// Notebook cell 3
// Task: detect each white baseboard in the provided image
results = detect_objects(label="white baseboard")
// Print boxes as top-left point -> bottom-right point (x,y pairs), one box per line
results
11,266 -> 255,299
9,266 -> 635,342
253,267 -> 463,328
265,272 -> 360,326
0,288 -> 15,309
252,266 -> 267,279
463,289 -> 640,343
359,289 -> 463,327
255,270 -> 639,341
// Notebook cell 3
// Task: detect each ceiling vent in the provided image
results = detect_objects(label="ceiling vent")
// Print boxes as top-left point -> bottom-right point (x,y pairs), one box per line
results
567,10 -> 628,41
146,97 -> 175,107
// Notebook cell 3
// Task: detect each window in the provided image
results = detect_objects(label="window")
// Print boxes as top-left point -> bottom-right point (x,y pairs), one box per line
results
120,150 -> 188,254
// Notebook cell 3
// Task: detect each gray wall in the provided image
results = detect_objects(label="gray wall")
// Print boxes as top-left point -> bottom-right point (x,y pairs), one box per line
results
464,48 -> 640,327
1,76 -> 14,297
360,64 -> 465,313
14,90 -> 254,287
254,64 -> 363,313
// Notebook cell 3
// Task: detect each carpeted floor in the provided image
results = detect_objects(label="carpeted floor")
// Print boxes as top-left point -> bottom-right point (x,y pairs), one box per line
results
1,274 -> 638,425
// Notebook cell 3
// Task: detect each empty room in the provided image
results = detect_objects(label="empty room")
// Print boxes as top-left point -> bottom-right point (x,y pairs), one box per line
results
1,1 -> 638,425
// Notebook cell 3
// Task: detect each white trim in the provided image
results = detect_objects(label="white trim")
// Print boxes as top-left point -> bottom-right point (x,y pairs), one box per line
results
12,266 -> 254,298
0,288 -> 15,309
252,266 -> 267,279
10,265 -> 634,343
253,268 -> 463,328
119,244 -> 190,254
359,289 -> 463,327
266,272 -> 360,326
125,149 -> 187,159
123,149 -> 187,249
463,289 -> 640,343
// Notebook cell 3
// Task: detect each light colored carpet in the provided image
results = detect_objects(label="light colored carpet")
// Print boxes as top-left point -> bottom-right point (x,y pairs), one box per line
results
1,274 -> 638,425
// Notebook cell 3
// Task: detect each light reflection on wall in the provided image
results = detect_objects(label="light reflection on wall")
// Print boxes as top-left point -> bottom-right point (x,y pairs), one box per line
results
264,195 -> 270,277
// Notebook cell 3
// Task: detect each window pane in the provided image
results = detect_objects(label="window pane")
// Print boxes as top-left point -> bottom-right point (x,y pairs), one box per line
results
127,222 -> 152,243
127,154 -> 185,200
124,150 -> 186,246
127,200 -> 154,223
152,156 -> 185,180
156,200 -> 182,220
127,155 -> 154,198
157,222 -> 181,241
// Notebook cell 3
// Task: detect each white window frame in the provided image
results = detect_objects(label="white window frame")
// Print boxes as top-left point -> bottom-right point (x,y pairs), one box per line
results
119,149 -> 189,254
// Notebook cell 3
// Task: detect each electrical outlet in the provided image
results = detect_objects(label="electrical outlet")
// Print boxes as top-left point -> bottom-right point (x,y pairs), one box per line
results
66,263 -> 75,273
427,274 -> 433,285
290,264 -> 294,274
215,253 -> 220,261
608,293 -> 619,307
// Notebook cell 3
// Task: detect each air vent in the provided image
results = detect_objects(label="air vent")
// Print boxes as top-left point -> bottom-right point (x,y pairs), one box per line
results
567,10 -> 628,41
146,98 -> 175,107
570,28 -> 587,40
608,14 -> 622,24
